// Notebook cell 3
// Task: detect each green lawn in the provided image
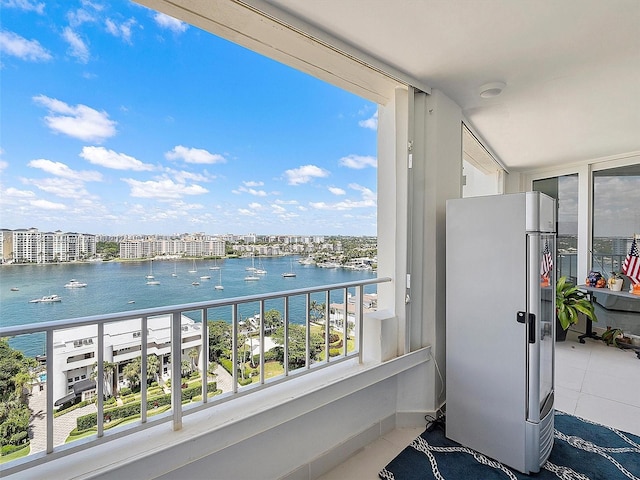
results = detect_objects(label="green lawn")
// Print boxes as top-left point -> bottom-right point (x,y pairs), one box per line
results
0,445 -> 30,464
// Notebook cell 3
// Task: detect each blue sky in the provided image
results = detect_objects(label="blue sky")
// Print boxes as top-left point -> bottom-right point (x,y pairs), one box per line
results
0,0 -> 378,236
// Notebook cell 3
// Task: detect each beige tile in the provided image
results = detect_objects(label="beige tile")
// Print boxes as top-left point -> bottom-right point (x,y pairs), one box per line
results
581,369 -> 640,407
554,386 -> 580,415
555,364 -> 586,392
574,394 -> 640,437
317,337 -> 639,480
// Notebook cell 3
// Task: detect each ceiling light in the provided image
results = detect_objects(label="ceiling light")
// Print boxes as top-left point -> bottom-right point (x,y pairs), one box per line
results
478,82 -> 506,98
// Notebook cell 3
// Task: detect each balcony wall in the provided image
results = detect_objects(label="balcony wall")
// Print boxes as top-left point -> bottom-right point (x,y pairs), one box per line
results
14,346 -> 432,480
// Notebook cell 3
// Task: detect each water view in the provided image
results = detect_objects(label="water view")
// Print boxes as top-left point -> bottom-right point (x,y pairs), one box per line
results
1,256 -> 376,356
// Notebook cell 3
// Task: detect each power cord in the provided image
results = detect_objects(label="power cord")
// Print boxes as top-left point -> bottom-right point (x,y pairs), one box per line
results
425,407 -> 446,433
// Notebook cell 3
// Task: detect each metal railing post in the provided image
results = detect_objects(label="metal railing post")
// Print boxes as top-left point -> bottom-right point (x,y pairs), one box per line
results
170,311 -> 182,431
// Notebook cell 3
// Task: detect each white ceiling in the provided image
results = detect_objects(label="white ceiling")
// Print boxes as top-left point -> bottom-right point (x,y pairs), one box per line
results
263,0 -> 640,172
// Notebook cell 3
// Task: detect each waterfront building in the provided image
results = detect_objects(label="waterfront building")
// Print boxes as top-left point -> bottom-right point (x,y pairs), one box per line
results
51,315 -> 203,405
0,228 -> 96,264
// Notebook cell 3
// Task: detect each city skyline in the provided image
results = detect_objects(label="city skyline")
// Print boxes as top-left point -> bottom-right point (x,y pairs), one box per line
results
0,1 -> 378,236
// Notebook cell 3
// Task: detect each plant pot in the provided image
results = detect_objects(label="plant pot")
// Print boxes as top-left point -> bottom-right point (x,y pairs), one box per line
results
608,278 -> 623,292
555,318 -> 568,342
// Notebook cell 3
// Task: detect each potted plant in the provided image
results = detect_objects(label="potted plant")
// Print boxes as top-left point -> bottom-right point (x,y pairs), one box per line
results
556,276 -> 597,341
608,272 -> 624,292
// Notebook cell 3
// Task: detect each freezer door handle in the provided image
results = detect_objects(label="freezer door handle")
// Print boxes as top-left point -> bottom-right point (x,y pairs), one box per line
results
517,311 -> 536,343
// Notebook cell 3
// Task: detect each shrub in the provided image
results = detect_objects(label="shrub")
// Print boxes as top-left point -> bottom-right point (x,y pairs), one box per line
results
1,442 -> 29,456
119,387 -> 132,397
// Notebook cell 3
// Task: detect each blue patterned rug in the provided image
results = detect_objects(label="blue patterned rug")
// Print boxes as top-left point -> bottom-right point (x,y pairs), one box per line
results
379,411 -> 640,479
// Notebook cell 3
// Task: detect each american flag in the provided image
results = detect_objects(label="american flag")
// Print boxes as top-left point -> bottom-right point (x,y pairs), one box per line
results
622,238 -> 640,284
540,239 -> 553,277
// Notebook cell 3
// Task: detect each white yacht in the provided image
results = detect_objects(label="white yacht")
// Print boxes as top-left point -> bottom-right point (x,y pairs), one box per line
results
64,279 -> 87,288
29,294 -> 62,303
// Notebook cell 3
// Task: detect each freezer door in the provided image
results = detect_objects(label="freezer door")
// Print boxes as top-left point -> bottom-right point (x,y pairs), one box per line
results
527,233 -> 555,422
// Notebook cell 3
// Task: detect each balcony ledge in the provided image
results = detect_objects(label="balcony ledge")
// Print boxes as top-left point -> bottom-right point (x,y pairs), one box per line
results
6,347 -> 431,480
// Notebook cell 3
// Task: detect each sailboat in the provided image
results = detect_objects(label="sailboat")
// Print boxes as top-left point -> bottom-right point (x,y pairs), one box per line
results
171,260 -> 178,277
188,259 -> 197,273
146,260 -> 160,285
214,269 -> 224,290
254,257 -> 267,275
282,257 -> 296,278
245,254 -> 257,271
146,260 -> 155,279
209,258 -> 220,270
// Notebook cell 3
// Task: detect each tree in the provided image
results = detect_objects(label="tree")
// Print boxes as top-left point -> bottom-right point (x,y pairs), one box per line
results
91,361 -> 118,397
207,320 -> 232,362
188,348 -> 199,371
263,309 -> 283,333
0,339 -> 37,448
271,325 -> 323,370
309,301 -> 326,325
121,354 -> 159,391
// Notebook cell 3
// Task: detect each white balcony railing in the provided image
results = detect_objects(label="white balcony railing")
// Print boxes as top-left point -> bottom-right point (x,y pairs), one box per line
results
1,277 -> 389,476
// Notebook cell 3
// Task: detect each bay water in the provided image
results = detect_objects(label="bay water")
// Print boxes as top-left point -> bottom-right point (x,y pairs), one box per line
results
0,256 -> 376,357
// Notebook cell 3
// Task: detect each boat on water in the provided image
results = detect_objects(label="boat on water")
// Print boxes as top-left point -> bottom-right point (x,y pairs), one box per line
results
282,258 -> 297,277
127,300 -> 136,304
199,275 -> 211,280
192,281 -> 200,286
171,261 -> 178,277
10,287 -> 19,291
30,294 -> 62,303
189,259 -> 198,273
244,274 -> 260,281
146,280 -> 160,285
146,260 -> 155,279
209,259 -> 220,270
64,279 -> 87,288
214,269 -> 224,290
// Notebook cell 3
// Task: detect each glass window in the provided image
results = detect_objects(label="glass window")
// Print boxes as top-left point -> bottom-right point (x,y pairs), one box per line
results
533,174 -> 578,282
592,164 -> 640,281
462,125 -> 503,197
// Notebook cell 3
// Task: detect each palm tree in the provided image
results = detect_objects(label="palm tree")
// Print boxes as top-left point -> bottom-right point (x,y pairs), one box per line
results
188,348 -> 199,372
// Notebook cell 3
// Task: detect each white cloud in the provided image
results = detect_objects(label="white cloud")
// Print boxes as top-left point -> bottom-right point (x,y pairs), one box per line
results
348,183 -> 376,201
105,18 -> 137,43
67,7 -> 96,27
153,12 -> 188,33
358,111 -> 378,130
122,177 -> 208,199
243,180 -> 264,187
62,27 -> 90,63
234,184 -> 267,196
328,186 -> 346,195
309,183 -> 376,211
284,164 -> 329,185
23,176 -> 95,198
248,202 -> 263,209
80,146 -> 153,171
0,30 -> 52,61
28,158 -> 102,181
0,160 -> 7,172
238,208 -> 256,216
4,187 -> 35,198
31,199 -> 66,210
274,199 -> 298,205
165,168 -> 215,183
165,145 -> 226,164
33,95 -> 117,142
1,0 -> 44,14
271,204 -> 286,213
339,154 -> 377,169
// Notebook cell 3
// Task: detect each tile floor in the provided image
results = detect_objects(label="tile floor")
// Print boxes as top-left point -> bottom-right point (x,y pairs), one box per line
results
317,330 -> 640,479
